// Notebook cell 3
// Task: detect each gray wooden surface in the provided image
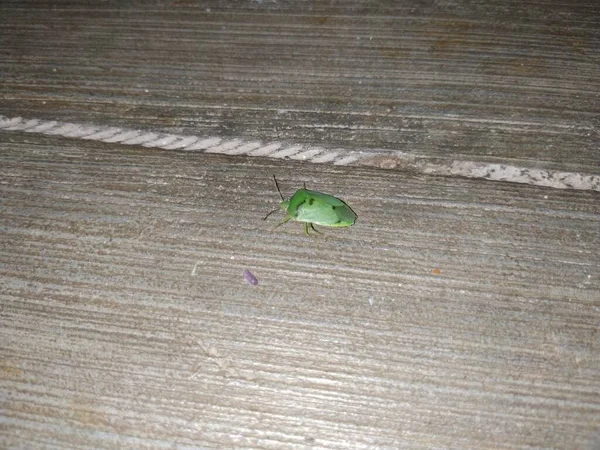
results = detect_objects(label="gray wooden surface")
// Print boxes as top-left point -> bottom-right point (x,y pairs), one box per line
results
1,1 -> 600,449
1,1 -> 599,174
2,133 -> 599,449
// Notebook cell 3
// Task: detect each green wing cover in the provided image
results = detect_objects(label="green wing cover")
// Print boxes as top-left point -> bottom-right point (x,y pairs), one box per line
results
287,189 -> 357,227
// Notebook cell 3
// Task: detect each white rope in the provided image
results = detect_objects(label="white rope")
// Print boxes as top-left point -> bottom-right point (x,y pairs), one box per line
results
1,115 -> 598,191
420,160 -> 600,192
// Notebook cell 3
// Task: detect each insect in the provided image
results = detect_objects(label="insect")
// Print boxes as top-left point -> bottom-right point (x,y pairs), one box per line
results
243,269 -> 258,285
263,175 -> 357,235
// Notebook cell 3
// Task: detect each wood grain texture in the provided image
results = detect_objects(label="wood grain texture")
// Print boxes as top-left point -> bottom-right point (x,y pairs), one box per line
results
0,0 -> 599,174
1,132 -> 599,449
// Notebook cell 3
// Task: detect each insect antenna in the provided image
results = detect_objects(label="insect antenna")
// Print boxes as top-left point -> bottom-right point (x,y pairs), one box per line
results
263,208 -> 279,221
264,175 -> 285,220
272,175 -> 284,201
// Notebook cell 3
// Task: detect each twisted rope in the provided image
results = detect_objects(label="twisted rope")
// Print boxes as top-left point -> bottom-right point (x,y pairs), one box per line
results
1,115 -> 598,191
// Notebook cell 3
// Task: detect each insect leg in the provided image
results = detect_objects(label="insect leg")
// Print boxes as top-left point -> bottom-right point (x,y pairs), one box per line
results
273,215 -> 292,229
309,223 -> 322,235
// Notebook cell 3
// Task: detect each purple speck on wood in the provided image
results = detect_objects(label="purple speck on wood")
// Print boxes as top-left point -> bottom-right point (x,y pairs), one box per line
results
243,269 -> 258,285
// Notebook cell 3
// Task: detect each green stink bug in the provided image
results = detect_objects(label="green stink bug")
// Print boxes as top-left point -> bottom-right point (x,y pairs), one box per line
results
264,175 -> 357,235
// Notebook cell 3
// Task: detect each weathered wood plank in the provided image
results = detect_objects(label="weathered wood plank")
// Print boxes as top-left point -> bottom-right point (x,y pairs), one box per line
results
0,1 -> 598,174
1,132 -> 598,449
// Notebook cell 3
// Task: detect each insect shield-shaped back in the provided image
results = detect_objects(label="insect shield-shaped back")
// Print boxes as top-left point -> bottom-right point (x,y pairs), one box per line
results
263,176 -> 357,235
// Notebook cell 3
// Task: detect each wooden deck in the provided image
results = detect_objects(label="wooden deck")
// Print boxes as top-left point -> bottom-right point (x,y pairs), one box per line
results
1,1 -> 599,449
